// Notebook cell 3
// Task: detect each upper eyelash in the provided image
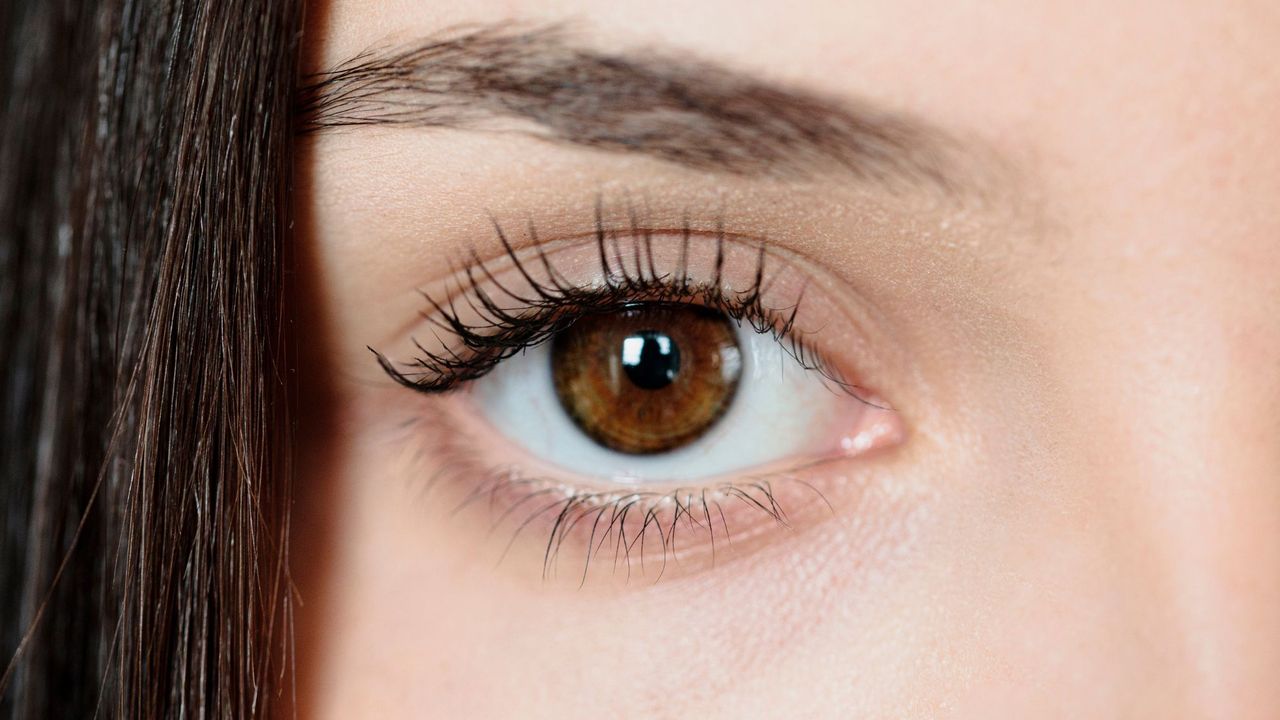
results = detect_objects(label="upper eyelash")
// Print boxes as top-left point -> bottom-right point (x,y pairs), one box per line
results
372,205 -> 859,394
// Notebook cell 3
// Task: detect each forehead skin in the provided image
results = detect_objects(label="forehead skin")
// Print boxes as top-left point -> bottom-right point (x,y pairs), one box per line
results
292,1 -> 1280,718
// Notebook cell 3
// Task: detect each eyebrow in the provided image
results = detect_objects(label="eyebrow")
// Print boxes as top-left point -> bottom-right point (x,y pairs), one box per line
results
298,24 -> 966,190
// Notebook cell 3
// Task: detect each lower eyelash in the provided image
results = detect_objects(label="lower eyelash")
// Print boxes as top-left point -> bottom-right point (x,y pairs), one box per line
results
417,414 -> 838,585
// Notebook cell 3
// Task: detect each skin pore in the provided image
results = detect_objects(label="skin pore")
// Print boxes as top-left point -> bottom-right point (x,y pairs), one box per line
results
291,2 -> 1280,718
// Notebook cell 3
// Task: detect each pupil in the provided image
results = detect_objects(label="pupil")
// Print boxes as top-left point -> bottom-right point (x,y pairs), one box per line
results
620,330 -> 681,390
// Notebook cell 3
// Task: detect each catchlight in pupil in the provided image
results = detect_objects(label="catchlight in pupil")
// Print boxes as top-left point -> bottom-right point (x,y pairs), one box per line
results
621,331 -> 680,390
551,305 -> 742,455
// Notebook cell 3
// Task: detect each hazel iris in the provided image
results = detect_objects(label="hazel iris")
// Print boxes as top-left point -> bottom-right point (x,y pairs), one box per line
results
551,305 -> 742,455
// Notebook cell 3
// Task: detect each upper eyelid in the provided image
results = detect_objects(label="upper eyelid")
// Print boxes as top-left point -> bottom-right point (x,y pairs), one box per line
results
377,238 -> 752,384
383,212 -> 748,343
373,219 -> 869,396
373,220 -> 737,346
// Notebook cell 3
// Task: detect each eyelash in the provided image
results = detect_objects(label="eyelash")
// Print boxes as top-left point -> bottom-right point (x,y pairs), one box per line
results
375,205 -> 890,582
372,207 -> 859,396
419,414 -> 839,584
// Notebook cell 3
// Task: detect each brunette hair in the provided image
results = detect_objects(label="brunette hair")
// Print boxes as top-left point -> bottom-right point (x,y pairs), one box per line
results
0,0 -> 302,716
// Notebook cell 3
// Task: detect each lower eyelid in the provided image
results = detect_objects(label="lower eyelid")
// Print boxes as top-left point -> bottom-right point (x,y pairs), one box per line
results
395,395 -> 903,585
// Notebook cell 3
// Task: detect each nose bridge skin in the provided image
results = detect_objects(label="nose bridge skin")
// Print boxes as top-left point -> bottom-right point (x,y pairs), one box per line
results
1137,440 -> 1280,717
1110,310 -> 1280,717
1032,214 -> 1280,714
1169,381 -> 1280,715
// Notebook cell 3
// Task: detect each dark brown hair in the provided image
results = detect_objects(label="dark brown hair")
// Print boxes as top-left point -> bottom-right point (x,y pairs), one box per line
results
1,0 -> 301,716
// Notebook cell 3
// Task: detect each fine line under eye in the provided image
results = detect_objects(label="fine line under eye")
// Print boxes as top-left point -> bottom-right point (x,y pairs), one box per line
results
372,210 -> 863,398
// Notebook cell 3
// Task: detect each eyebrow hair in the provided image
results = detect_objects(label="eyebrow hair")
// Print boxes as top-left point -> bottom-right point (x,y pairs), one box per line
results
298,24 -> 965,189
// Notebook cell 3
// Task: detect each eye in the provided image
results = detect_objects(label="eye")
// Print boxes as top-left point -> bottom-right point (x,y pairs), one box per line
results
375,212 -> 906,581
473,302 -> 884,482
